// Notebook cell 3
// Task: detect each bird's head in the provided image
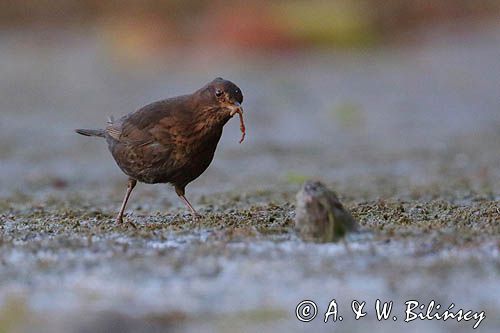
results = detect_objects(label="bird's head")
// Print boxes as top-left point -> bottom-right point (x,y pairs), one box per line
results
196,77 -> 246,143
202,77 -> 243,116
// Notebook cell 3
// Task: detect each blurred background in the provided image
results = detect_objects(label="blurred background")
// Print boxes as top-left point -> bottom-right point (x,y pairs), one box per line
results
0,0 -> 500,194
1,0 -> 499,197
1,1 -> 500,332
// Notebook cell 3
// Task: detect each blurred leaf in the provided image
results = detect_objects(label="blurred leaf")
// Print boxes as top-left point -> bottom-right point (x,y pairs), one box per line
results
284,171 -> 310,185
273,0 -> 378,47
331,102 -> 364,128
0,295 -> 30,333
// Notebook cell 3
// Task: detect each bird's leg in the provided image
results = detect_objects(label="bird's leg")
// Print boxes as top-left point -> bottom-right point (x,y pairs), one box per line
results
175,186 -> 200,219
116,178 -> 137,228
180,195 -> 198,217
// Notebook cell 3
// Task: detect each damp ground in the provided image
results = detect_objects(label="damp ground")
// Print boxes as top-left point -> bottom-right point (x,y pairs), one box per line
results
1,25 -> 499,332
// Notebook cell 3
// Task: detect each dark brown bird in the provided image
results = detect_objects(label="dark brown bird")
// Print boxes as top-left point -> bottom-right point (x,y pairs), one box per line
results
76,78 -> 245,227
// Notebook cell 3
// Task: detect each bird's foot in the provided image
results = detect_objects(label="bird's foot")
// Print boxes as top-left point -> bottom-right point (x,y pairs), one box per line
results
183,211 -> 201,221
116,214 -> 137,229
187,212 -> 202,230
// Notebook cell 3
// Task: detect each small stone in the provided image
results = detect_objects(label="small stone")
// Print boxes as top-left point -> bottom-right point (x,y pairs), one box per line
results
295,180 -> 358,242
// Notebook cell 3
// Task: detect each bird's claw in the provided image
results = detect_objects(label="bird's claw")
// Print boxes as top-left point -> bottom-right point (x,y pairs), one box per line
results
116,215 -> 137,229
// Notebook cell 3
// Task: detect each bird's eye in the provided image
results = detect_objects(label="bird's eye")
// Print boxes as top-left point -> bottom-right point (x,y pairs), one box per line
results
215,89 -> 223,97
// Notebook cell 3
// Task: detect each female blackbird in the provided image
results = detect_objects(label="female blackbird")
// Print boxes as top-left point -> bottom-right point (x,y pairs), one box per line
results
76,77 -> 245,226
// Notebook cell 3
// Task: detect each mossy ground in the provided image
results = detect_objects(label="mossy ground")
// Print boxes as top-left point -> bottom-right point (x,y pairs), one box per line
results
1,186 -> 498,332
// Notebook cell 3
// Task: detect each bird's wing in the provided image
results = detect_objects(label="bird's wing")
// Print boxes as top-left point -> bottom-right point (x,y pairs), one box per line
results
106,96 -> 192,144
105,97 -> 195,171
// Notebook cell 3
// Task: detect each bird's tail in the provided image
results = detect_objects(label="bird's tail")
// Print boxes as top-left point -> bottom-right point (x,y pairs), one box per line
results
75,128 -> 106,138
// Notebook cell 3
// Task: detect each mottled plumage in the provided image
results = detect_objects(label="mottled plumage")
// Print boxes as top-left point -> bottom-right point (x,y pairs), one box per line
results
76,78 -> 245,226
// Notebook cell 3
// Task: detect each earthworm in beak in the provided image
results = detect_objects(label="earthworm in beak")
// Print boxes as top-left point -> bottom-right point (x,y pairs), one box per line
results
229,103 -> 246,144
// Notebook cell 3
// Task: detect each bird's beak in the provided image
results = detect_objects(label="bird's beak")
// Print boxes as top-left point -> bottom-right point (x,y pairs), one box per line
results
229,102 -> 243,117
